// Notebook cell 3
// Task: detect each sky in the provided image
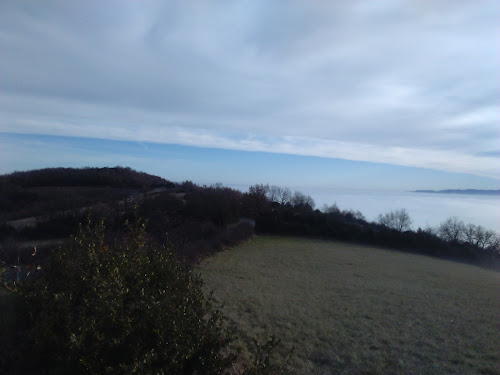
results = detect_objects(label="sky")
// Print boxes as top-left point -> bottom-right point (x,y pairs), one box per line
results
1,0 -> 499,189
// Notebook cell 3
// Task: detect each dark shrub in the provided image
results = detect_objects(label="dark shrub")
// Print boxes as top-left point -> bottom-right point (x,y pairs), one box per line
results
21,218 -> 237,374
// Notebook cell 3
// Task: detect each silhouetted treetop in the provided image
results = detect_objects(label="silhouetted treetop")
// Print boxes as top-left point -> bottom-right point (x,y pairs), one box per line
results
0,166 -> 173,188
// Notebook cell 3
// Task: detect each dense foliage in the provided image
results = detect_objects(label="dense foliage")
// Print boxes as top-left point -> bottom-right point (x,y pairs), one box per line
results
20,218 -> 237,374
0,169 -> 254,264
0,167 -> 173,222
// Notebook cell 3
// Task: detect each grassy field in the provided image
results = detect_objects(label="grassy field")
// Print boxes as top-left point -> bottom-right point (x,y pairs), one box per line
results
198,236 -> 500,375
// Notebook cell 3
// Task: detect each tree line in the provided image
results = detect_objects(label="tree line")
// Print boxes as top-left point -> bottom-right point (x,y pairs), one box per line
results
1,167 -> 498,268
247,184 -> 499,266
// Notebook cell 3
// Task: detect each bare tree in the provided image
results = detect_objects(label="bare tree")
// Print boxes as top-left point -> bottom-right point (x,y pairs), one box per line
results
304,195 -> 315,209
277,187 -> 292,205
463,223 -> 477,245
266,186 -> 293,205
248,184 -> 269,199
473,225 -> 497,249
438,217 -> 465,242
487,234 -> 500,256
348,209 -> 365,222
291,191 -> 315,209
322,203 -> 340,214
377,208 -> 412,232
267,185 -> 280,203
459,222 -> 498,252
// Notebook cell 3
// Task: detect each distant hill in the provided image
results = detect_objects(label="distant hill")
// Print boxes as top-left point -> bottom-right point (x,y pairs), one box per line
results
0,167 -> 174,222
0,166 -> 172,188
415,189 -> 500,196
0,166 -> 255,265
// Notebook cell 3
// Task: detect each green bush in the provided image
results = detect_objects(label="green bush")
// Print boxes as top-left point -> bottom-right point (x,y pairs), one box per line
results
22,218 -> 237,374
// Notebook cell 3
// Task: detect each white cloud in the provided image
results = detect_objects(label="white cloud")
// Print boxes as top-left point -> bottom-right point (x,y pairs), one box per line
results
0,0 -> 498,179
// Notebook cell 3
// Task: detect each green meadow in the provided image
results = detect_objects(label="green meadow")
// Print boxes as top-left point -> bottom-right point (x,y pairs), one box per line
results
198,236 -> 500,375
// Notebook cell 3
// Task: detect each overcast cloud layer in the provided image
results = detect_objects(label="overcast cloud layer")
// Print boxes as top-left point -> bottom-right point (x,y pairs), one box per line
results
1,0 -> 499,178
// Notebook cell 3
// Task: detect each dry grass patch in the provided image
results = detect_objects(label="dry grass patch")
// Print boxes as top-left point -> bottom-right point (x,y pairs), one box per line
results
197,236 -> 500,375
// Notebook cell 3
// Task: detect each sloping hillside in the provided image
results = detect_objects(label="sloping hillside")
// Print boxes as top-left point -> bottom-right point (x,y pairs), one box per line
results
199,236 -> 500,375
0,167 -> 174,222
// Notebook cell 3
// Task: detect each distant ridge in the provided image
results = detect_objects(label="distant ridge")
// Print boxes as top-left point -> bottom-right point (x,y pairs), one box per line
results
415,189 -> 500,196
0,166 -> 173,188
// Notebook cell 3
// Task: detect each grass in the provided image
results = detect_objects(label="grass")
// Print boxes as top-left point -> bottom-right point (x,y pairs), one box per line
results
197,236 -> 500,375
